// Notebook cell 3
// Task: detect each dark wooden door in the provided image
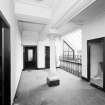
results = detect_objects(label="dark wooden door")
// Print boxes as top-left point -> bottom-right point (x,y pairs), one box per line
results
0,19 -> 2,105
45,46 -> 50,68
0,12 -> 11,105
3,24 -> 11,105
24,46 -> 37,69
87,42 -> 91,81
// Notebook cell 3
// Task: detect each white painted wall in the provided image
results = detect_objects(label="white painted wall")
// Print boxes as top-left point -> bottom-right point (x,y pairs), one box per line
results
38,40 -> 50,68
38,41 -> 45,68
62,29 -> 82,54
15,32 -> 23,93
0,0 -> 22,104
82,13 -> 105,78
22,31 -> 39,45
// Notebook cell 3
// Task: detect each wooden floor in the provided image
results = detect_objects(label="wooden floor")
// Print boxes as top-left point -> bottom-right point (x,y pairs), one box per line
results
14,69 -> 105,105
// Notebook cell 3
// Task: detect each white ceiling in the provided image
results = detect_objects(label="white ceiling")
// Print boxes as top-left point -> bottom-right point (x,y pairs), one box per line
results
18,21 -> 46,32
17,0 -> 54,8
71,0 -> 105,25
16,0 -> 63,34
16,0 -> 99,35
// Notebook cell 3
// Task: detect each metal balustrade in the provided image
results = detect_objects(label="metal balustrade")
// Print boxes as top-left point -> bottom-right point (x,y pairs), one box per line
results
60,55 -> 82,77
61,40 -> 82,77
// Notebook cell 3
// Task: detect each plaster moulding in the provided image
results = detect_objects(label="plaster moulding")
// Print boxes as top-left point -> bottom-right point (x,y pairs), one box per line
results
53,0 -> 96,29
17,0 -> 50,8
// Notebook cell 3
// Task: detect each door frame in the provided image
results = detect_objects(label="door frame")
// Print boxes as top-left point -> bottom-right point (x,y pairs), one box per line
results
87,41 -> 91,81
23,45 -> 37,69
0,10 -> 11,105
45,46 -> 50,69
87,37 -> 105,91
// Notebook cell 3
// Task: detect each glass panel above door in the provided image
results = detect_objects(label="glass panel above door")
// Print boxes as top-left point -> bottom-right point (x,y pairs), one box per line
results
28,49 -> 33,61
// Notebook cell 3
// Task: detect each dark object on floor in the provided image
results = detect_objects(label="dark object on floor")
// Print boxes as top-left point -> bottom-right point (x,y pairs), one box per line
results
47,76 -> 60,87
40,100 -> 49,105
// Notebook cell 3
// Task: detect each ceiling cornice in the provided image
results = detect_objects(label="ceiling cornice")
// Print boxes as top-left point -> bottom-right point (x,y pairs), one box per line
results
53,0 -> 96,29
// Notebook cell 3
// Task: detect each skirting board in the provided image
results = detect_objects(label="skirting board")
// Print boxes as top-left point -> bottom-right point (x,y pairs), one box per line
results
81,76 -> 89,81
90,83 -> 105,92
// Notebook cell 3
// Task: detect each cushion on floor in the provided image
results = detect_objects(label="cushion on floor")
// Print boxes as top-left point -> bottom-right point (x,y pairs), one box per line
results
47,75 -> 60,87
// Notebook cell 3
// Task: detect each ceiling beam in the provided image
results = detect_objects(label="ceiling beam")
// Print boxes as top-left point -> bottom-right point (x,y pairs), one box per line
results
18,20 -> 46,25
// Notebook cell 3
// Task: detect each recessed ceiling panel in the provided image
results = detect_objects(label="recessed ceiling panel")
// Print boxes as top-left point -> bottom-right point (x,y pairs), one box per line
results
18,0 -> 53,8
18,21 -> 46,32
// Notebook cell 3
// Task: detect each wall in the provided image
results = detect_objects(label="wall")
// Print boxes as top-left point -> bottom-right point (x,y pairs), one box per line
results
62,29 -> 82,54
38,40 -> 50,68
15,31 -> 23,91
0,0 -> 22,104
82,13 -> 105,78
22,30 -> 50,68
38,41 -> 45,68
22,31 -> 39,45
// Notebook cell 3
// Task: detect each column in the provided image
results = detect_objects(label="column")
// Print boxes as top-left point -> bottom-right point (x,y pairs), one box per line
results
47,35 -> 60,86
50,38 -> 56,72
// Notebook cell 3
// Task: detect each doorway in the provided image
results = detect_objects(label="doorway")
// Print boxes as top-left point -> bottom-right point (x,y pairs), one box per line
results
45,46 -> 50,69
0,11 -> 11,105
87,37 -> 105,91
23,46 -> 37,69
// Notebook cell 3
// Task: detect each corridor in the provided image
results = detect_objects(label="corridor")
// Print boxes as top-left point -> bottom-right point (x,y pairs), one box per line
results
1,0 -> 105,104
15,69 -> 105,105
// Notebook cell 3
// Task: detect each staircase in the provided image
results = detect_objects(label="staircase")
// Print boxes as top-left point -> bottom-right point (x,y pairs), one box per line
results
60,40 -> 82,77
